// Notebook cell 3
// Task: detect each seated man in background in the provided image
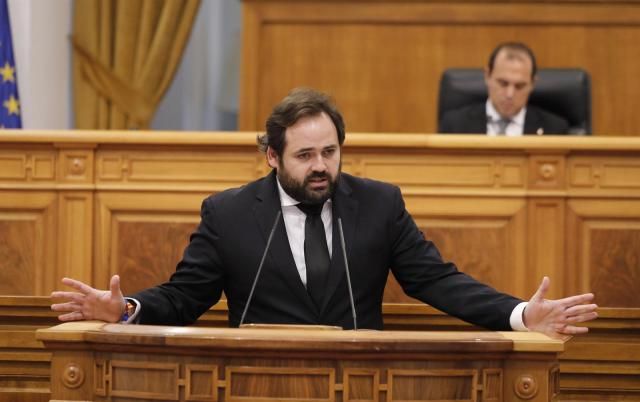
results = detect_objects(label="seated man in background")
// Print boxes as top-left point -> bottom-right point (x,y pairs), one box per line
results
439,42 -> 569,136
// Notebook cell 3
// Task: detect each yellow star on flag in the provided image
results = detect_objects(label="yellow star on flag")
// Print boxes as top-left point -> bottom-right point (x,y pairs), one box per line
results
3,95 -> 20,115
0,62 -> 15,83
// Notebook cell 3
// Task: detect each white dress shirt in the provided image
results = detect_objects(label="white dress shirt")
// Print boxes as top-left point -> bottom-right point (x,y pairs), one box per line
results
486,100 -> 526,136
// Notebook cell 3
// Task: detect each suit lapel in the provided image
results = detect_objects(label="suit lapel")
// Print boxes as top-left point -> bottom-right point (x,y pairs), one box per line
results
320,176 -> 358,312
524,107 -> 542,135
468,104 -> 488,133
253,171 -> 316,312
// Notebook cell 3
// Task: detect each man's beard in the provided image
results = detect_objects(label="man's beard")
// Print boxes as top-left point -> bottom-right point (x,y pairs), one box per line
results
278,163 -> 340,205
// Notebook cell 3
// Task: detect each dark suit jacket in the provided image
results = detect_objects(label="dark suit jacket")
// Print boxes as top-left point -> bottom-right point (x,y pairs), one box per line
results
132,171 -> 522,330
439,102 -> 570,135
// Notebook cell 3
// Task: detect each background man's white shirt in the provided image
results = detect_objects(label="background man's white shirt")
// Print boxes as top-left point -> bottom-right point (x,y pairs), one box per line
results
486,99 -> 526,136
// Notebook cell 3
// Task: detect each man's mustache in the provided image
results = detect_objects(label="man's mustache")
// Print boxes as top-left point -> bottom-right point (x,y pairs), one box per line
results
306,172 -> 329,181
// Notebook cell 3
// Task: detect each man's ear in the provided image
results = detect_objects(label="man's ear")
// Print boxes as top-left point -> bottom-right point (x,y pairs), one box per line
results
266,146 -> 279,169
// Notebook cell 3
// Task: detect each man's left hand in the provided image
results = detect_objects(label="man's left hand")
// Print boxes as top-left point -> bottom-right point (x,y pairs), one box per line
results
523,276 -> 598,339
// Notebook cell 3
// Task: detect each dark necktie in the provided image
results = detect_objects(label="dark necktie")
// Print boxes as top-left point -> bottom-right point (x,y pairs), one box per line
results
297,203 -> 330,308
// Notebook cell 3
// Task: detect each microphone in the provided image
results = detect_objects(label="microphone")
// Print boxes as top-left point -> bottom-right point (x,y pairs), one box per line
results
337,218 -> 357,330
239,210 -> 281,327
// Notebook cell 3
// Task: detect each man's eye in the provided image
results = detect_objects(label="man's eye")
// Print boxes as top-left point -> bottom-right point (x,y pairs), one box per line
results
322,149 -> 335,157
297,153 -> 310,160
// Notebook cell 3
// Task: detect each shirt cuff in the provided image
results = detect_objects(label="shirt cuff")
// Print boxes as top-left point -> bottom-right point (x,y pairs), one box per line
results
509,301 -> 529,331
120,297 -> 141,324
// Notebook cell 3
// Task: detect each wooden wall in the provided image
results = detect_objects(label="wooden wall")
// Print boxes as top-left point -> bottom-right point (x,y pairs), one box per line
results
239,0 -> 640,136
3,131 -> 640,303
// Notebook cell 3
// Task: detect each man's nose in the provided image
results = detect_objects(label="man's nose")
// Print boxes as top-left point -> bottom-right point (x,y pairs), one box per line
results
311,154 -> 327,171
505,86 -> 515,98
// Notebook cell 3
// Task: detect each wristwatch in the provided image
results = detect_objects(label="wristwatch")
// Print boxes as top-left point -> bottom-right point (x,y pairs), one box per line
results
121,301 -> 136,322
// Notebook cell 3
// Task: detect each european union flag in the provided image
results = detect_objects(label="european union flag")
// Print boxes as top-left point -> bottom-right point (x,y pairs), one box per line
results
0,0 -> 21,128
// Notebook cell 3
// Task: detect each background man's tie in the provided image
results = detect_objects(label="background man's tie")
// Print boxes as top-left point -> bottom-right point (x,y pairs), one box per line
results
496,118 -> 511,135
297,203 -> 330,308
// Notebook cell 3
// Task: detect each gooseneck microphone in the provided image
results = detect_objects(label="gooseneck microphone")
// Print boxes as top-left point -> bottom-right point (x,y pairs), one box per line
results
337,218 -> 357,330
239,210 -> 282,327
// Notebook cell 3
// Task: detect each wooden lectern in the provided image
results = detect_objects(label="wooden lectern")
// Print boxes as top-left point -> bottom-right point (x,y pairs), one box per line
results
37,322 -> 564,402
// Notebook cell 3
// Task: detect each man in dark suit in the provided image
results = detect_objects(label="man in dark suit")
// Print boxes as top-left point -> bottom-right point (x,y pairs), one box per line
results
439,42 -> 570,135
52,88 -> 596,337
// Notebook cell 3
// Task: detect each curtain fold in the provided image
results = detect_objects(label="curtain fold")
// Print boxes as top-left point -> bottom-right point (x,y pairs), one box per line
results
73,0 -> 201,129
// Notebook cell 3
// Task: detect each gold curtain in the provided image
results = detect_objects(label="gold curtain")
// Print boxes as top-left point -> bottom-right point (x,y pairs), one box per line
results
72,0 -> 201,129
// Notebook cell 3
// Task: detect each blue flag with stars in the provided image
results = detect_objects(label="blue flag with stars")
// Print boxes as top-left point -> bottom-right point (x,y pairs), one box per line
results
0,0 -> 21,128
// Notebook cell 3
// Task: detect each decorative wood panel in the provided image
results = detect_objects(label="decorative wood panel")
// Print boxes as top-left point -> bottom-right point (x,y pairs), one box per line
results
96,149 -> 263,191
569,155 -> 640,197
117,221 -> 198,293
528,199 -> 565,299
56,192 -> 93,286
385,197 -> 527,303
96,192 -> 204,292
388,369 -> 477,402
227,367 -> 334,401
0,149 -> 55,182
343,368 -> 379,402
58,148 -> 93,184
529,155 -> 566,190
566,199 -> 640,306
185,364 -> 218,402
110,360 -> 180,400
357,154 -> 526,192
0,192 -> 56,295
503,358 -> 560,402
483,368 -> 503,402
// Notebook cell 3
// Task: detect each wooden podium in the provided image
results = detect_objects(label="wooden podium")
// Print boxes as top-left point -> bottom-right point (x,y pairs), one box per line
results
37,322 -> 564,402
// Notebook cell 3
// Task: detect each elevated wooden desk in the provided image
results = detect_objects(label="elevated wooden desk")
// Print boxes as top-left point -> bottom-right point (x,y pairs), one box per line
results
37,322 -> 563,402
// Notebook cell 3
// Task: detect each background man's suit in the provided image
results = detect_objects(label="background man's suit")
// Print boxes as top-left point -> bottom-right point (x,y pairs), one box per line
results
439,103 -> 570,135
132,171 -> 522,330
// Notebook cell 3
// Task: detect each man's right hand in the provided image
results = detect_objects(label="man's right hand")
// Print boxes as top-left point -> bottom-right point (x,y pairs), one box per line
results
51,275 -> 125,323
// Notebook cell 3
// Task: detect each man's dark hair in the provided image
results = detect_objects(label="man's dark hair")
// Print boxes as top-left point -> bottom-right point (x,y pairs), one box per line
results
487,42 -> 537,79
257,88 -> 346,157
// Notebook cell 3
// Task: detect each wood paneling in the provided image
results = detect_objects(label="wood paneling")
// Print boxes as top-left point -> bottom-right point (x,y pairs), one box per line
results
385,197 -> 527,302
117,221 -> 197,293
240,0 -> 640,136
1,130 -> 640,401
0,297 -> 58,402
95,192 -> 206,293
2,297 -> 639,402
567,199 -> 640,307
37,322 -> 563,402
0,192 -> 56,296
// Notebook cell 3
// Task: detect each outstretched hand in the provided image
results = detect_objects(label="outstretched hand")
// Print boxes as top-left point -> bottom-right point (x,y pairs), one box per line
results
51,275 -> 125,323
524,276 -> 598,339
